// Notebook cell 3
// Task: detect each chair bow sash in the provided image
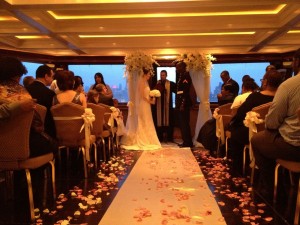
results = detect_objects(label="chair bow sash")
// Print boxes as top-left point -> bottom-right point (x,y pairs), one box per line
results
213,108 -> 225,144
243,111 -> 264,166
80,108 -> 95,161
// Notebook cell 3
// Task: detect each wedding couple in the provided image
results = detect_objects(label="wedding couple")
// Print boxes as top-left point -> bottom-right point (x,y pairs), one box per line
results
120,68 -> 161,150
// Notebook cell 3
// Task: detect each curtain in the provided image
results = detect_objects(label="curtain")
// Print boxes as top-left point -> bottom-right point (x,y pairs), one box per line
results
189,70 -> 212,146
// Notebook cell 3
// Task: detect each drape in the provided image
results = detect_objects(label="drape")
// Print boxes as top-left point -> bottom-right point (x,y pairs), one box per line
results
189,70 -> 212,146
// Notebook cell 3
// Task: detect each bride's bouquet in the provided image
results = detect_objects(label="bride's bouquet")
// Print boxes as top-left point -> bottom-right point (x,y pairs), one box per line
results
149,89 -> 160,105
149,89 -> 161,98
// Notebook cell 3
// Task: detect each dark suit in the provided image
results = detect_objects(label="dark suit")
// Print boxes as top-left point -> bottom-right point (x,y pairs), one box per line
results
26,81 -> 56,138
175,72 -> 193,147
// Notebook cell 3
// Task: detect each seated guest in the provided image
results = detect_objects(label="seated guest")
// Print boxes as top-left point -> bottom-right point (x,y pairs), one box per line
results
218,84 -> 235,106
251,48 -> 300,196
231,78 -> 258,110
23,76 -> 35,89
89,72 -> 113,99
95,83 -> 114,106
228,70 -> 283,175
0,56 -> 57,158
26,65 -> 56,138
52,70 -> 87,107
87,89 -> 100,104
73,75 -> 85,94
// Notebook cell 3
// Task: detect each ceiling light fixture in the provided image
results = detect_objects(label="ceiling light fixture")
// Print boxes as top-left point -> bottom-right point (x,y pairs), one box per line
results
47,4 -> 286,20
79,32 -> 255,38
15,35 -> 50,39
288,30 -> 300,34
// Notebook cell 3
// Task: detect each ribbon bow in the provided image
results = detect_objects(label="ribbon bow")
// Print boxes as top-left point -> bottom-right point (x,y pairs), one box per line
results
80,108 -> 95,161
243,111 -> 264,134
213,108 -> 225,144
243,111 -> 264,167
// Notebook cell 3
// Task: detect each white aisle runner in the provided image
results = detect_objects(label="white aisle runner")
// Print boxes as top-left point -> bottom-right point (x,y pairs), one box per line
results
99,147 -> 226,225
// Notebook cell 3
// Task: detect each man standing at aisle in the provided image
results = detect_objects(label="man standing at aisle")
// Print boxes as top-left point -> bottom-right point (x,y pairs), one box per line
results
154,70 -> 177,142
175,61 -> 193,148
217,70 -> 239,101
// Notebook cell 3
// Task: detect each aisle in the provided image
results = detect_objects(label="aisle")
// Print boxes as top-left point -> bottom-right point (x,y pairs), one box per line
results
99,146 -> 226,225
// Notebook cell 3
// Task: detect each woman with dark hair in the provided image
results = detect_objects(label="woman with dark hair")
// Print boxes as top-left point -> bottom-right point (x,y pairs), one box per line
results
89,72 -> 113,99
52,70 -> 87,107
0,56 -> 57,157
121,68 -> 161,150
73,75 -> 85,94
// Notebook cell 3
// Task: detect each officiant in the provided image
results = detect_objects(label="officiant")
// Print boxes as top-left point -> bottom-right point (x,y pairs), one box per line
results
154,70 -> 176,142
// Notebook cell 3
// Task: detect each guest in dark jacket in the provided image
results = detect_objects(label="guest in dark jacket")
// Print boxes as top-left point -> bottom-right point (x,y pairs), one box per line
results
26,64 -> 56,138
228,70 -> 283,174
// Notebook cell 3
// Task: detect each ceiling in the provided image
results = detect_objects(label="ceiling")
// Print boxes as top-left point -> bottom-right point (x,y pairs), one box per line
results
1,0 -> 300,59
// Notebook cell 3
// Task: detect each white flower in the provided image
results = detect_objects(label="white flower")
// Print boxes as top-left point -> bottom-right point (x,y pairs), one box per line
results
243,111 -> 264,128
124,50 -> 159,76
149,89 -> 161,97
176,52 -> 216,77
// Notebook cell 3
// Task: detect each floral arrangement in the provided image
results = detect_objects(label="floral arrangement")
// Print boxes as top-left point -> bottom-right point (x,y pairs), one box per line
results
149,89 -> 161,98
176,52 -> 216,76
124,50 -> 159,76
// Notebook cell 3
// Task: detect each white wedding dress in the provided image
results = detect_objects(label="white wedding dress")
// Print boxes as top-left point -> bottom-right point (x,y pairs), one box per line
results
121,75 -> 161,150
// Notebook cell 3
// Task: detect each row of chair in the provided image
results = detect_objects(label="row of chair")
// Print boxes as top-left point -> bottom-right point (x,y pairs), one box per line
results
0,102 -> 120,222
215,102 -> 300,225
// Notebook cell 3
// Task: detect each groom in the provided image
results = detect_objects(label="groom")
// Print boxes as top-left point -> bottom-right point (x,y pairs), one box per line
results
175,61 -> 193,148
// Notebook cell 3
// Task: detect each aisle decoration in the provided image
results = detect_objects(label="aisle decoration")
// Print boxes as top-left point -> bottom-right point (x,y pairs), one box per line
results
176,52 -> 216,146
243,111 -> 264,167
80,108 -> 95,161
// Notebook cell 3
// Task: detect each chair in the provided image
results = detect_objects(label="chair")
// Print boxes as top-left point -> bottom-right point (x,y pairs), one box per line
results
87,103 -> 111,162
243,102 -> 271,178
35,104 -> 47,123
98,103 -> 118,155
273,107 -> 300,225
50,102 -> 97,178
214,103 -> 233,157
0,109 -> 56,223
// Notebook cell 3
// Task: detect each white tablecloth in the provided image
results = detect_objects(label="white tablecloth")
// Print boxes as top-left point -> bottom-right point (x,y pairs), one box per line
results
99,147 -> 226,225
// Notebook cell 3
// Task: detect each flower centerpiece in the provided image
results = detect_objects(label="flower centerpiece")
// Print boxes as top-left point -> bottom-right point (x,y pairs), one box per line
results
124,50 -> 159,77
176,52 -> 216,77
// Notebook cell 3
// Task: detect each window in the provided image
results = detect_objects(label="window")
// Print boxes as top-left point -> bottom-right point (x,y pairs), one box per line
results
21,62 -> 270,104
210,62 -> 270,102
68,64 -> 128,102
21,62 -> 43,84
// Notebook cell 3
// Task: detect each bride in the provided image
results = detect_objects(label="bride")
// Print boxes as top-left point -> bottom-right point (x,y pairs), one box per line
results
121,68 -> 161,150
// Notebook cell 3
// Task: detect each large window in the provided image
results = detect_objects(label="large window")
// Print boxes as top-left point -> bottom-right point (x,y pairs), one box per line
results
68,64 -> 128,102
210,62 -> 270,102
22,62 -> 270,103
21,62 -> 43,85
